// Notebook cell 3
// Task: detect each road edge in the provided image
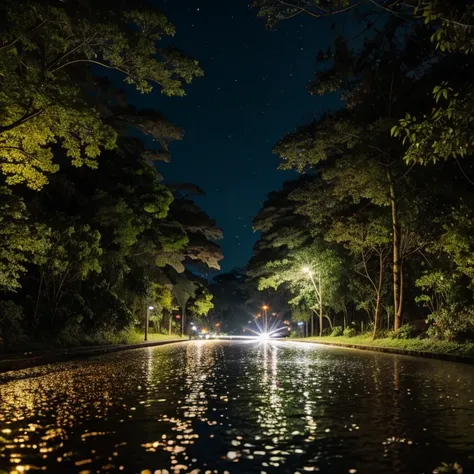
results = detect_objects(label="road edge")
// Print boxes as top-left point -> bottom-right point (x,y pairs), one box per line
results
291,339 -> 474,365
0,339 -> 187,374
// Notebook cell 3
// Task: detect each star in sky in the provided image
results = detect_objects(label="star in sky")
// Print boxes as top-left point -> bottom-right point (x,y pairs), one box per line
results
138,0 -> 342,272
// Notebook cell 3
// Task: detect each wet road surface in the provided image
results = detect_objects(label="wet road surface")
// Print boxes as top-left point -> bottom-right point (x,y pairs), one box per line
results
1,340 -> 474,474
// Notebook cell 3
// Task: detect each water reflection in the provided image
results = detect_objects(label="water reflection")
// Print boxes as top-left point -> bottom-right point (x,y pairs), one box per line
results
0,341 -> 473,474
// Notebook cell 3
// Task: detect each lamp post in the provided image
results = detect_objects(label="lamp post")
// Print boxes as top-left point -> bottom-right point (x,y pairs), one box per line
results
262,305 -> 269,332
302,266 -> 323,336
145,305 -> 154,342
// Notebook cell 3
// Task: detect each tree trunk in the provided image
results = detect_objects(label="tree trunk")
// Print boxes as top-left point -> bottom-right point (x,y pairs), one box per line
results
372,254 -> 384,339
168,313 -> 172,336
181,304 -> 186,337
318,271 -> 323,337
144,304 -> 149,342
33,271 -> 43,327
323,314 -> 333,330
388,169 -> 402,331
373,294 -> 382,339
398,262 -> 404,327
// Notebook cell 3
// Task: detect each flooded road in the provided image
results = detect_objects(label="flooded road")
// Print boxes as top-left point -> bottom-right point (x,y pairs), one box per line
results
1,340 -> 474,474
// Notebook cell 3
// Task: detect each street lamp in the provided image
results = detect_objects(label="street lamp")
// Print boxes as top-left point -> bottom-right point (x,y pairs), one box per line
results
145,305 -> 154,342
262,305 -> 269,332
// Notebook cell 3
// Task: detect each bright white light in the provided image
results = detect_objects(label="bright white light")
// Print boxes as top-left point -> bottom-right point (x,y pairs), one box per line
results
302,266 -> 314,276
259,332 -> 270,341
148,306 -> 154,310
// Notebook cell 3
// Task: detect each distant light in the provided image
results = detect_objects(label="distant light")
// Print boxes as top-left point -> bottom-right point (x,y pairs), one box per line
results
297,322 -> 304,326
262,305 -> 269,310
302,266 -> 311,274
148,306 -> 154,310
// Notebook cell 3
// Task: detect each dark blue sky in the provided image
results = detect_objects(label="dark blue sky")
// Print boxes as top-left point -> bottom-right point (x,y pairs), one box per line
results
135,1 -> 343,272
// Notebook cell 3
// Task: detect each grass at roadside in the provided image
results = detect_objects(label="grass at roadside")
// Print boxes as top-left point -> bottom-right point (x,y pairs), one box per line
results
0,329 -> 184,355
127,332 -> 184,344
56,326 -> 184,347
294,335 -> 474,357
63,329 -> 184,347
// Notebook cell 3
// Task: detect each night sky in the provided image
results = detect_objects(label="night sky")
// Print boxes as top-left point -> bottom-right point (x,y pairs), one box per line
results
133,1 -> 344,272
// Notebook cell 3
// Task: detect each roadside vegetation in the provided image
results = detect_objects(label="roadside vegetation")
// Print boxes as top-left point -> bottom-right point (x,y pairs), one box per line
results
300,333 -> 474,358
0,0 -> 220,350
243,0 -> 474,350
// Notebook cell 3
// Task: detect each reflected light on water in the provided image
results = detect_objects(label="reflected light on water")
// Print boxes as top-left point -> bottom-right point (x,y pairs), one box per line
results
0,341 -> 474,473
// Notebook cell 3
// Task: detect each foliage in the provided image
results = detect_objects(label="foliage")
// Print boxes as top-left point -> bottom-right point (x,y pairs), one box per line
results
160,198 -> 223,273
392,84 -> 474,165
0,0 -> 219,344
0,300 -> 26,347
415,270 -> 458,315
0,187 -> 51,291
437,205 -> 474,286
343,327 -> 357,338
254,0 -> 474,55
426,304 -> 474,341
0,0 -> 203,189
391,323 -> 418,340
433,462 -> 464,474
300,334 -> 474,357
151,283 -> 174,313
290,304 -> 311,324
248,0 -> 474,343
331,326 -> 343,337
257,245 -> 344,316
189,287 -> 214,317
0,149 -> 222,340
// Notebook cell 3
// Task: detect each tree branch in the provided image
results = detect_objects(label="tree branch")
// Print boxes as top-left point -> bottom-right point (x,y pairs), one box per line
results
456,158 -> 474,187
0,108 -> 44,133
46,33 -> 98,72
48,59 -> 163,88
0,19 -> 48,51
277,0 -> 366,18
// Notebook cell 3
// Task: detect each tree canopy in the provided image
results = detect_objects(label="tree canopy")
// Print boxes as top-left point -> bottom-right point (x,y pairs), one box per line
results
0,1 -> 218,347
0,0 -> 203,189
246,0 -> 474,341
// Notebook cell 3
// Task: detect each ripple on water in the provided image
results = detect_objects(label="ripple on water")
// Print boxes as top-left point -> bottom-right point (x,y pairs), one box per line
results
0,341 -> 474,473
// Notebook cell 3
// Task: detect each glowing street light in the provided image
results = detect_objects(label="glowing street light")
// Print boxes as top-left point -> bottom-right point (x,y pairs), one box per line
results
262,305 -> 269,332
302,266 -> 312,275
